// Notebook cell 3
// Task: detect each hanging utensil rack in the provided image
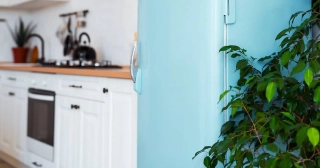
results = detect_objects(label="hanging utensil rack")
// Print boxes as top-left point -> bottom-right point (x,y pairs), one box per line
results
59,10 -> 89,18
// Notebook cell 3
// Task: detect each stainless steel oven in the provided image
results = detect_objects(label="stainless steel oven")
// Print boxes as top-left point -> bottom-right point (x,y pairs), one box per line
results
27,88 -> 55,161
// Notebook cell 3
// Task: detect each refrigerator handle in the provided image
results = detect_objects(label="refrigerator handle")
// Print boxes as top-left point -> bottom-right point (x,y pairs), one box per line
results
130,41 -> 137,83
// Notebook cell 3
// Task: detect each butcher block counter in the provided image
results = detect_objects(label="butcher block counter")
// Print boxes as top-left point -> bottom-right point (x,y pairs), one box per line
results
0,63 -> 131,79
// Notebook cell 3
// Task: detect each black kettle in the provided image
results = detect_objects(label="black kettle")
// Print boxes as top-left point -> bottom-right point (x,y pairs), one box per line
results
73,32 -> 96,60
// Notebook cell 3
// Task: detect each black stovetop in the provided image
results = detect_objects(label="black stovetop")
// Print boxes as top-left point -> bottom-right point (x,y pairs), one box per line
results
40,60 -> 122,69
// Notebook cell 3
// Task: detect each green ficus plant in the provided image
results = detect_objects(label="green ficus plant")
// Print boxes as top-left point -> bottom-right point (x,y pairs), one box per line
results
194,2 -> 320,168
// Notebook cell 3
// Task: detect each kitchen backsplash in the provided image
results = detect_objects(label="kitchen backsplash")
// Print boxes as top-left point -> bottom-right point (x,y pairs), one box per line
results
0,0 -> 137,65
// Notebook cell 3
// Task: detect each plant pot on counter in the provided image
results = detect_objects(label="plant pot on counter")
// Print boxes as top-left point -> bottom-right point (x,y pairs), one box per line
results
12,47 -> 29,63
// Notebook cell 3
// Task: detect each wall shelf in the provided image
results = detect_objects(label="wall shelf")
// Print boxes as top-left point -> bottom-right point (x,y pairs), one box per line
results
0,0 -> 69,10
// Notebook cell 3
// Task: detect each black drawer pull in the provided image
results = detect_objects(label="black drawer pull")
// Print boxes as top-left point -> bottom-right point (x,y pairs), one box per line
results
8,92 -> 14,96
8,77 -> 16,81
32,162 -> 42,167
69,85 -> 82,88
71,104 -> 80,110
103,88 -> 108,93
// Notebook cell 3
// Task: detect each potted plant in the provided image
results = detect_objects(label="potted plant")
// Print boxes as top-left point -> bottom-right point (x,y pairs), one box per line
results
194,1 -> 320,168
7,17 -> 36,63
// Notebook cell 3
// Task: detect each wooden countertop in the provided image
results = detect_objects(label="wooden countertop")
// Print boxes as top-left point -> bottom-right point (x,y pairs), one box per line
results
0,63 -> 131,79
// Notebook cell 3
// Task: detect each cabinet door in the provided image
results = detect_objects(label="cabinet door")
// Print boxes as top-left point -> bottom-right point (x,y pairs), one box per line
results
12,88 -> 27,163
55,96 -> 81,168
56,96 -> 104,168
80,100 -> 103,168
0,87 -> 15,156
0,86 -> 27,163
104,79 -> 137,168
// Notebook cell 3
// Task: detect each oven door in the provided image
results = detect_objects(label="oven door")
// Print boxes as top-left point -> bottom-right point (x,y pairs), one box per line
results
27,88 -> 55,161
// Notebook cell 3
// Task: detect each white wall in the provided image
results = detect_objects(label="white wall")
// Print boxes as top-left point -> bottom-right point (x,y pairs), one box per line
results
1,0 -> 138,65
0,9 -> 32,61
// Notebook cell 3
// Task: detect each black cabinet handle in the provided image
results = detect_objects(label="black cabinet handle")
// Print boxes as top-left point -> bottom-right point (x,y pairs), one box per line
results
69,85 -> 82,89
8,92 -> 14,96
71,104 -> 80,110
32,162 -> 42,167
8,77 -> 16,81
103,88 -> 108,93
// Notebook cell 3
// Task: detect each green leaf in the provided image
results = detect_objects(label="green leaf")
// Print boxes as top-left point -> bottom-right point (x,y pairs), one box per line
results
220,121 -> 234,135
266,82 -> 277,103
311,121 -> 320,127
279,154 -> 292,168
296,127 -> 308,146
304,69 -> 313,87
307,127 -> 319,148
270,158 -> 279,168
275,27 -> 292,40
218,90 -> 229,103
258,56 -> 272,62
216,140 -> 232,154
237,135 -> 252,146
236,60 -> 248,70
310,80 -> 320,89
310,60 -> 320,74
280,51 -> 291,66
257,81 -> 268,92
262,131 -> 269,143
245,76 -> 255,85
290,61 -> 306,76
219,46 -> 231,52
246,152 -> 253,162
293,162 -> 300,168
314,87 -> 320,105
231,107 -> 237,118
270,116 -> 279,134
281,112 -> 295,122
203,156 -> 210,168
193,146 -> 211,159
275,78 -> 284,90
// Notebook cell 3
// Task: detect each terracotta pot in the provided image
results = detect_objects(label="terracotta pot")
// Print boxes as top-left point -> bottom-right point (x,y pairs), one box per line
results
12,47 -> 29,63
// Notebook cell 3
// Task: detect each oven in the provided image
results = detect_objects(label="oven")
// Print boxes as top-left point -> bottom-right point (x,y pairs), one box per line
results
27,88 -> 55,161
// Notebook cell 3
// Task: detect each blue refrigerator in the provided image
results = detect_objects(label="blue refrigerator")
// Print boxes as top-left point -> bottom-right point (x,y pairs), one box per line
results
130,1 -> 311,168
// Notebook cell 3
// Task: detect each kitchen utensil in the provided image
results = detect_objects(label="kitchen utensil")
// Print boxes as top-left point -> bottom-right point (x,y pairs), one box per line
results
73,32 -> 96,61
56,18 -> 68,44
30,46 -> 39,63
63,17 -> 73,56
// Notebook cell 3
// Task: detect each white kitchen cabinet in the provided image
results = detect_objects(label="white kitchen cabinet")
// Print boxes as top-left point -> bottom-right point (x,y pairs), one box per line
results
55,95 -> 104,168
0,0 -> 69,10
0,0 -> 8,6
103,78 -> 137,168
0,86 -> 27,164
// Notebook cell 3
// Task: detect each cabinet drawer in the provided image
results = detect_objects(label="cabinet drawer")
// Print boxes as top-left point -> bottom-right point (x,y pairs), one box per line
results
1,71 -> 29,88
28,153 -> 53,168
57,96 -> 103,116
0,86 -> 25,99
57,75 -> 106,102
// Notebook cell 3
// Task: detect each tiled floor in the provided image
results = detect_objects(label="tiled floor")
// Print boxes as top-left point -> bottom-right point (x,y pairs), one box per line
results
0,159 -> 13,168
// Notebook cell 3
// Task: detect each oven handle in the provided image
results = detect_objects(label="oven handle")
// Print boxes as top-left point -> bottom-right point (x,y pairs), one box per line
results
28,93 -> 54,101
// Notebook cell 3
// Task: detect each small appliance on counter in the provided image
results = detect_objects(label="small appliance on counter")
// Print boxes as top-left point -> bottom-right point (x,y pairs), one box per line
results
73,32 -> 96,61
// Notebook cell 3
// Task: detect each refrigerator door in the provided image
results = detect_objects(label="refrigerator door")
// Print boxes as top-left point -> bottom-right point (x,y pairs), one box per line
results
137,0 -> 224,168
226,0 -> 311,92
137,0 -> 311,168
